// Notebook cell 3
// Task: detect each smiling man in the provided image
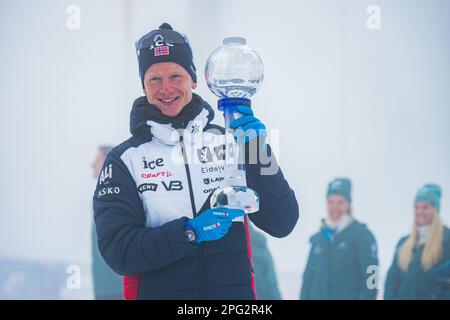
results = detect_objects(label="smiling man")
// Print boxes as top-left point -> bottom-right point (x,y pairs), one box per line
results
93,23 -> 299,300
144,62 -> 196,116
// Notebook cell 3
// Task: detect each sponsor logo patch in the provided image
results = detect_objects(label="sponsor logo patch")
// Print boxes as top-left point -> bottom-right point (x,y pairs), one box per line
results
190,123 -> 200,134
203,222 -> 220,231
214,145 -> 226,161
138,180 -> 183,193
198,147 -> 213,163
203,186 -> 220,194
151,34 -> 173,56
97,186 -> 120,198
196,144 -> 230,163
138,183 -> 158,193
99,164 -> 112,185
161,180 -> 183,191
203,177 -> 224,185
201,165 -> 225,175
141,171 -> 173,179
142,157 -> 164,170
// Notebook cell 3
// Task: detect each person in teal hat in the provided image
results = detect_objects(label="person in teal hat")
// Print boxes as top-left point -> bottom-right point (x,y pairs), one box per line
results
300,178 -> 379,300
385,184 -> 450,300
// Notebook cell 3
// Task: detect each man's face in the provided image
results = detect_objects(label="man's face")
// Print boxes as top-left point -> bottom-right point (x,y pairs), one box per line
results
326,195 -> 350,223
143,62 -> 197,117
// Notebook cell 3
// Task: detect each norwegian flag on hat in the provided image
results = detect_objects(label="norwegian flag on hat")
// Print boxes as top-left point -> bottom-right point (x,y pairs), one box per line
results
154,45 -> 170,56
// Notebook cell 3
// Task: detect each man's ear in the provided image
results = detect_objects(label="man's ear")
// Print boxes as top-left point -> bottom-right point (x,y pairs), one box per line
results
192,82 -> 198,90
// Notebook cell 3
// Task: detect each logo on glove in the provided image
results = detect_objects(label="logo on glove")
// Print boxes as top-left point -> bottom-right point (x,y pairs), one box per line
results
203,222 -> 220,231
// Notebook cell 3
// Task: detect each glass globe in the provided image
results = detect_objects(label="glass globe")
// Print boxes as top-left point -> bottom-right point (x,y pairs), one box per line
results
205,37 -> 264,99
210,186 -> 259,214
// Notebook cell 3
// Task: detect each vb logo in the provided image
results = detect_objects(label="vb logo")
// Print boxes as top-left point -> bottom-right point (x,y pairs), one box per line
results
161,180 -> 183,191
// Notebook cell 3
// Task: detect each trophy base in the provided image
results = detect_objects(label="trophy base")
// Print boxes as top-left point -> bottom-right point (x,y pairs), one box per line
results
210,186 -> 259,214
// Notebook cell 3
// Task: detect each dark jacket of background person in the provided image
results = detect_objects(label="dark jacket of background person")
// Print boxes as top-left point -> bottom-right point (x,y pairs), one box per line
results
384,227 -> 450,300
249,224 -> 282,300
300,219 -> 379,300
430,259 -> 450,299
91,224 -> 122,299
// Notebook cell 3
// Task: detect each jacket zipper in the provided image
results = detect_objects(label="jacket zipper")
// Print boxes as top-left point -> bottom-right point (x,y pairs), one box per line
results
179,133 -> 204,298
179,135 -> 197,217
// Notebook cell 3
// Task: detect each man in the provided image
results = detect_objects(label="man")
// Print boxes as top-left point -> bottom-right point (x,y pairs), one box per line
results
93,23 -> 299,300
91,146 -> 123,299
300,178 -> 378,300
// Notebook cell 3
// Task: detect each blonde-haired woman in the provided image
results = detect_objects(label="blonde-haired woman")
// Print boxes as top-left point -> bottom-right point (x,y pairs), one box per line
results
385,184 -> 450,299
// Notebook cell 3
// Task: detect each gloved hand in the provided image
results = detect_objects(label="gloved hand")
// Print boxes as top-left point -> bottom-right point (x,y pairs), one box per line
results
229,105 -> 267,147
184,207 -> 245,244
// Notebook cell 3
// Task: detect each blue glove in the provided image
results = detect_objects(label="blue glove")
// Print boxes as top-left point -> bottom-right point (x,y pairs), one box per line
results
184,208 -> 245,244
229,105 -> 267,146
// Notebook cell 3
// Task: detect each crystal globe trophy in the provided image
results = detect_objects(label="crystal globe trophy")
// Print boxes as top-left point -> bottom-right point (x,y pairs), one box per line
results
205,36 -> 264,214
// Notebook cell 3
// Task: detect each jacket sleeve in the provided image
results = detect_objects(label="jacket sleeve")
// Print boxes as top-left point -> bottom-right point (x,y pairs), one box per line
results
245,144 -> 299,238
300,241 -> 316,300
355,228 -> 379,300
93,149 -> 198,276
384,238 -> 405,300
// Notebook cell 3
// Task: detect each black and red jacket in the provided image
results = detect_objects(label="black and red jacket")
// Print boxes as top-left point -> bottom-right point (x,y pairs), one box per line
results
93,94 -> 299,299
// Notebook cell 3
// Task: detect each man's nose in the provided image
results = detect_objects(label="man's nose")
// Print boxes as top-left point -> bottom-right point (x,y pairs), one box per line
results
159,79 -> 172,95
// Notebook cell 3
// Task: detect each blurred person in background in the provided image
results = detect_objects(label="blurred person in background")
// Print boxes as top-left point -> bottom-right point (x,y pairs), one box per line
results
300,178 -> 379,300
91,145 -> 122,300
248,223 -> 282,300
385,184 -> 450,300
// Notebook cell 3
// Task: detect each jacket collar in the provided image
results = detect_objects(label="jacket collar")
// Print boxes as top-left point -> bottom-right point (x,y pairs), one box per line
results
146,108 -> 211,145
324,214 -> 354,234
312,219 -> 359,244
129,93 -> 215,144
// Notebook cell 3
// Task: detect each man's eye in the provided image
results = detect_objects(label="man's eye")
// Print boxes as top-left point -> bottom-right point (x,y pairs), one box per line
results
147,76 -> 161,83
171,75 -> 182,80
